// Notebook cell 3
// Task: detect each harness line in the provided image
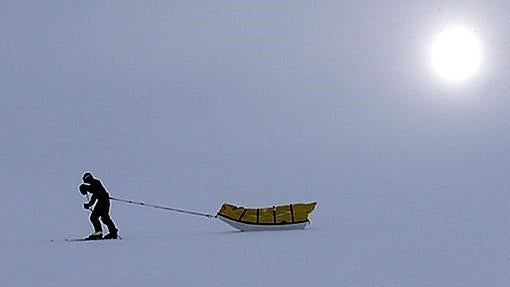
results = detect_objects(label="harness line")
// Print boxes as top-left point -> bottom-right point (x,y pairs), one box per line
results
109,196 -> 216,219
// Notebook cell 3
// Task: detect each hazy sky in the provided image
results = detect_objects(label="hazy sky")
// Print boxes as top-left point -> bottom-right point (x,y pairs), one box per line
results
2,2 -> 510,284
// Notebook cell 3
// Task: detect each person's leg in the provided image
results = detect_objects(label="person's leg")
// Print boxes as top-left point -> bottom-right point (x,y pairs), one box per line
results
87,209 -> 103,239
99,204 -> 118,238
101,214 -> 118,235
90,209 -> 102,233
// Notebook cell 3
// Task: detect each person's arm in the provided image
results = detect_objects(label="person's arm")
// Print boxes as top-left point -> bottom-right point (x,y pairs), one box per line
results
84,193 -> 98,209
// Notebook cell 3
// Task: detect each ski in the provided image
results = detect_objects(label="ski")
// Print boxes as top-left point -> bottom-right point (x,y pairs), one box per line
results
50,236 -> 123,243
66,238 -> 96,242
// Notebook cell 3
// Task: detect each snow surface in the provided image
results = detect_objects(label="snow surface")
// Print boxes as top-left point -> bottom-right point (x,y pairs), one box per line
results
3,194 -> 508,287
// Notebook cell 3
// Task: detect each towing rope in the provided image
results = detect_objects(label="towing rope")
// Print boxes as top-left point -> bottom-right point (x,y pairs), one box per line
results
109,196 -> 216,219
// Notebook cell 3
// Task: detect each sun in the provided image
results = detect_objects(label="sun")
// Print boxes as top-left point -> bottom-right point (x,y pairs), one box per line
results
431,27 -> 482,83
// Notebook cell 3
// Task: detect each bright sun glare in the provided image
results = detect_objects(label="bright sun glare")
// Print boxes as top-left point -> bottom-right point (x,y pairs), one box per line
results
431,27 -> 482,83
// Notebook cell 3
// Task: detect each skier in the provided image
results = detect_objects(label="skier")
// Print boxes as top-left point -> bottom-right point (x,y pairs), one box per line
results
79,172 -> 119,240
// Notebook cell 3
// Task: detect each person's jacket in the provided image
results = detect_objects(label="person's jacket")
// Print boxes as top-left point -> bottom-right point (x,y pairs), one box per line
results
84,178 -> 110,208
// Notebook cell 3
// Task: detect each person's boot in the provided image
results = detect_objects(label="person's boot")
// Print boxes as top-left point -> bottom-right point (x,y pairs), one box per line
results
86,231 -> 103,240
103,229 -> 118,240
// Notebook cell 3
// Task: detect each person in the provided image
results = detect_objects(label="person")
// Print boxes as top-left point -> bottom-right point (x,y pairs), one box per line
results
79,172 -> 119,240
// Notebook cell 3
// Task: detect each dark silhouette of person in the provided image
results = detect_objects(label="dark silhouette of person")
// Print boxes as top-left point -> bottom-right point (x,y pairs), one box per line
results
79,172 -> 119,240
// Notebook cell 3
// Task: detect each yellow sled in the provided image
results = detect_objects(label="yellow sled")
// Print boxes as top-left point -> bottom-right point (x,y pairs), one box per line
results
217,202 -> 317,231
